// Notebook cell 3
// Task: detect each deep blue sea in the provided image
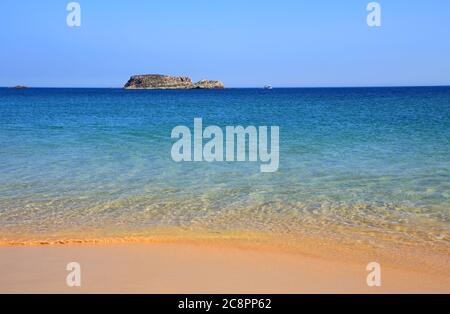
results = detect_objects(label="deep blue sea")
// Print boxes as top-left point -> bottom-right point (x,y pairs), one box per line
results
0,87 -> 449,246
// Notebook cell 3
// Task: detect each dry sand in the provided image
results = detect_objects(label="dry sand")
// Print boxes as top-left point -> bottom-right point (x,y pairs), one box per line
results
0,234 -> 449,293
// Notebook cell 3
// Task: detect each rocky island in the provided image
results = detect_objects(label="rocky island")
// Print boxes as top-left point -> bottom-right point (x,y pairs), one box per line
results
124,74 -> 224,89
193,79 -> 224,89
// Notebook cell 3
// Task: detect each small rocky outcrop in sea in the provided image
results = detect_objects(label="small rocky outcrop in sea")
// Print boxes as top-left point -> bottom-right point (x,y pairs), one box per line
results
123,74 -> 224,89
193,79 -> 224,89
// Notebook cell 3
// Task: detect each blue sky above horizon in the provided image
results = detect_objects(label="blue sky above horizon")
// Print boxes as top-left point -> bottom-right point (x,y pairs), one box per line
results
1,0 -> 450,88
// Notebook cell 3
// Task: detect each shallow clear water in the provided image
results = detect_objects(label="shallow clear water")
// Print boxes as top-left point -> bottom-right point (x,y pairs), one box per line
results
0,87 -> 449,245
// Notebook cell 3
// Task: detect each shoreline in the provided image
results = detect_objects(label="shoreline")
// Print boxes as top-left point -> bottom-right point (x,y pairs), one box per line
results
1,232 -> 449,293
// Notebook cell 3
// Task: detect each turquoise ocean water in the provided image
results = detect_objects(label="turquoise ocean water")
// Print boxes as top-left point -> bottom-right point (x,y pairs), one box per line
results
0,87 -> 449,246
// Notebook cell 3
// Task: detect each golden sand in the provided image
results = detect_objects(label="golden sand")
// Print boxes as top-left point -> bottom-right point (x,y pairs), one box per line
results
0,230 -> 449,293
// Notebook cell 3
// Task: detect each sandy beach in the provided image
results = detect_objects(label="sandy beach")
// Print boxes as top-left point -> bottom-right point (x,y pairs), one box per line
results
1,234 -> 449,294
2,0 -> 450,299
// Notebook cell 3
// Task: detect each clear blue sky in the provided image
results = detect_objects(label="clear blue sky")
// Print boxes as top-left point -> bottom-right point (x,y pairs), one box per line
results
1,0 -> 450,87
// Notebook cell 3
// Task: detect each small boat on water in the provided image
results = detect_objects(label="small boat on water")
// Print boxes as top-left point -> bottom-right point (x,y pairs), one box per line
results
264,85 -> 272,90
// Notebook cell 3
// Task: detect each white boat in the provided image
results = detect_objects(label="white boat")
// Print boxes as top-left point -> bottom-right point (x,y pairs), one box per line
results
264,85 -> 272,90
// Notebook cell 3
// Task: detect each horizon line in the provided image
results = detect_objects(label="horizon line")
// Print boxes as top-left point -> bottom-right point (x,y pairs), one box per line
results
2,84 -> 450,89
